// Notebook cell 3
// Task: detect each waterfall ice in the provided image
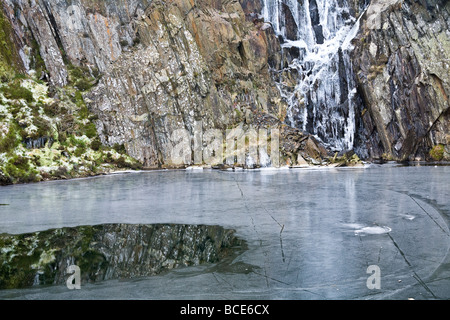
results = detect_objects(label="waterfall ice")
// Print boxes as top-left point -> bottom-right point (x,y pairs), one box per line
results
262,0 -> 366,152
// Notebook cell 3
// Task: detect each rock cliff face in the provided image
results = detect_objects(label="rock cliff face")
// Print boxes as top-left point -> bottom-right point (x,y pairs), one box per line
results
86,0 -> 287,167
0,223 -> 243,289
1,0 -> 449,178
2,0 -> 331,171
352,0 -> 450,161
1,0 -> 153,86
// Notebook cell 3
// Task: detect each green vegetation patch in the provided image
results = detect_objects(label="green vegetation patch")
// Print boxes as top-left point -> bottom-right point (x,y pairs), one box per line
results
0,77 -> 142,185
0,82 -> 34,103
68,64 -> 99,92
429,144 -> 445,161
1,154 -> 39,184
0,9 -> 22,81
0,122 -> 21,154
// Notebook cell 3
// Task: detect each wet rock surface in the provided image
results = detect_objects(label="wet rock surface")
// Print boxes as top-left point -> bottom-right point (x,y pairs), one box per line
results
84,0 -> 289,167
0,0 -> 448,172
1,0 -> 290,165
0,0 -> 341,175
0,223 -> 244,289
351,0 -> 450,161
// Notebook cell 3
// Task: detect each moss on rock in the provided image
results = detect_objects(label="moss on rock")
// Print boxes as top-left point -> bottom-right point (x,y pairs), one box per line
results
0,84 -> 34,103
0,8 -> 21,81
429,144 -> 445,161
0,75 -> 142,185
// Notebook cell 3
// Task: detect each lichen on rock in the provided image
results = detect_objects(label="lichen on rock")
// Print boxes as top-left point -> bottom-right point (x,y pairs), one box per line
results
0,75 -> 141,185
0,0 -> 329,183
352,0 -> 450,162
85,0 -> 289,168
1,0 -> 447,184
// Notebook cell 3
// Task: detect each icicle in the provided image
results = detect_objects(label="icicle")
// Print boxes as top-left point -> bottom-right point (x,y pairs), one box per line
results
263,0 -> 367,152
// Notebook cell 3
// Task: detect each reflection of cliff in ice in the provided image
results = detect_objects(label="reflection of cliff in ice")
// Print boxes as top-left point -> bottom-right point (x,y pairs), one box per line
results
0,224 -> 244,289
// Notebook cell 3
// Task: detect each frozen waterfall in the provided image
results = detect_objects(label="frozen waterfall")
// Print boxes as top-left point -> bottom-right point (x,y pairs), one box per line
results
262,0 -> 367,152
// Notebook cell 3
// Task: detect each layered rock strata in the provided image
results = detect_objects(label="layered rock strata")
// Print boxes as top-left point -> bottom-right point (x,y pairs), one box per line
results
352,0 -> 450,161
2,0 -> 330,170
2,0 -> 448,174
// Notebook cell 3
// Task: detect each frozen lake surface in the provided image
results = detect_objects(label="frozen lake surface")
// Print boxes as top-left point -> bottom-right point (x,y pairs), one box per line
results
0,164 -> 449,300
